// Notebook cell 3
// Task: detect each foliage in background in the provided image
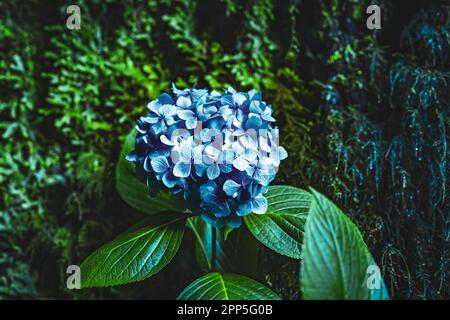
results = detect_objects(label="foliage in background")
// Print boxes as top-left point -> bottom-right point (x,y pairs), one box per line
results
0,0 -> 448,299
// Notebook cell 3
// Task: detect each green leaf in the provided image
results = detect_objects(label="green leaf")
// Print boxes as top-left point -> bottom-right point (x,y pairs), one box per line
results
80,211 -> 186,288
187,217 -> 259,277
244,185 -> 311,258
115,128 -> 184,214
300,188 -> 389,300
177,273 -> 281,300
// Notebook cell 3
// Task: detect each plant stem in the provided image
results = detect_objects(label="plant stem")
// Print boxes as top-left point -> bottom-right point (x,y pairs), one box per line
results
211,227 -> 217,272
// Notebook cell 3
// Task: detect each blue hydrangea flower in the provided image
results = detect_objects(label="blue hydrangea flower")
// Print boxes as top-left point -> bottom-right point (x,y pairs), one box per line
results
127,84 -> 287,228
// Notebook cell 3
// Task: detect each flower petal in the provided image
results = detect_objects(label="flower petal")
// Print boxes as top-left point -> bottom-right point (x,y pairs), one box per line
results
143,156 -> 153,172
244,115 -> 262,130
160,104 -> 177,118
158,93 -> 174,105
243,148 -> 258,161
206,164 -> 220,180
176,96 -> 191,108
252,195 -> 268,214
249,100 -> 261,113
261,114 -> 276,122
270,149 -> 281,167
194,163 -> 208,177
162,172 -> 178,188
147,100 -> 160,114
151,156 -> 169,173
142,115 -> 160,124
232,115 -> 242,128
204,145 -> 221,159
160,135 -> 175,146
233,156 -> 249,171
177,109 -> 195,120
259,135 -> 271,153
212,201 -> 231,217
223,179 -> 241,197
186,117 -> 198,129
240,135 -> 258,150
125,151 -> 137,162
173,162 -> 191,178
191,89 -> 208,102
278,146 -> 288,160
236,200 -> 252,216
232,93 -> 247,106
219,164 -> 232,173
254,168 -> 272,186
220,94 -> 233,106
248,89 -> 261,101
151,121 -> 165,135
227,87 -> 237,94
165,117 -> 178,126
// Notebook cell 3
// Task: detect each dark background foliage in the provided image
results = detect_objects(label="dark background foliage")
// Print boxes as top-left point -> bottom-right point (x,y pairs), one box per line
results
0,0 -> 448,299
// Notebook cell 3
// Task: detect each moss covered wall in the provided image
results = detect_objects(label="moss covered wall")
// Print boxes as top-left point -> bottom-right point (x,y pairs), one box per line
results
0,0 -> 448,299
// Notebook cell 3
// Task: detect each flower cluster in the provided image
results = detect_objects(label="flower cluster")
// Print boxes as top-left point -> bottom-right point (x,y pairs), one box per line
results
127,85 -> 287,228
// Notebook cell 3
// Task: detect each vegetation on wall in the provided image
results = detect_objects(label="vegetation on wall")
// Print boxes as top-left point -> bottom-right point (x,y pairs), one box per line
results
0,0 -> 448,299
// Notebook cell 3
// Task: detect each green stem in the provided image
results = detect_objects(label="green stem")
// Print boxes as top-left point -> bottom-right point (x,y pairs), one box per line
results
211,227 -> 217,272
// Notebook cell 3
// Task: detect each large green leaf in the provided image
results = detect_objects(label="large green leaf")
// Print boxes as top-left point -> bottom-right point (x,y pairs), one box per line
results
177,273 -> 281,300
244,185 -> 311,258
115,128 -> 184,214
300,189 -> 389,300
187,217 -> 259,277
80,211 -> 186,288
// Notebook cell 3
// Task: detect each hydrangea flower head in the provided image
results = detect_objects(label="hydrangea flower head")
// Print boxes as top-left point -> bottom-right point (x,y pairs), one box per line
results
127,85 -> 287,228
